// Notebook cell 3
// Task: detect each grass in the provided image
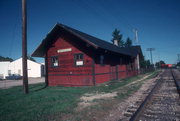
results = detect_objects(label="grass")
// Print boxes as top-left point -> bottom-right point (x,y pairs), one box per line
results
0,84 -> 87,121
0,70 -> 160,121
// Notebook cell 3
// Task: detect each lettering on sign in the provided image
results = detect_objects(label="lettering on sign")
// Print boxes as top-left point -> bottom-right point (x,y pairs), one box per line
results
57,48 -> 72,53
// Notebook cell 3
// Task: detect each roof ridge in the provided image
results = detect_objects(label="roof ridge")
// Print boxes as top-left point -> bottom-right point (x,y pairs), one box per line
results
57,23 -> 117,46
32,23 -> 141,57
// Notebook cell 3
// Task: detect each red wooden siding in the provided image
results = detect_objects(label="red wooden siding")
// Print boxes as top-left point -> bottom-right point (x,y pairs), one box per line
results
95,64 -> 110,84
94,54 -> 137,85
32,24 -> 142,87
46,30 -> 138,86
47,33 -> 94,86
118,65 -> 127,79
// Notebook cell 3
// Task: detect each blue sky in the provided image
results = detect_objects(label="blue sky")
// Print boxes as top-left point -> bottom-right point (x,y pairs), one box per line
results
0,0 -> 180,64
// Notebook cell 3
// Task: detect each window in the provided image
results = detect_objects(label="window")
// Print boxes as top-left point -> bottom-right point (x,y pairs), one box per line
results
18,69 -> 21,75
100,55 -> 104,66
8,70 -> 11,75
74,53 -> 84,66
51,56 -> 59,67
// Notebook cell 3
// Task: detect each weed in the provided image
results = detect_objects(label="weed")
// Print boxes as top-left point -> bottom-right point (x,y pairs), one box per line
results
0,70 -> 160,121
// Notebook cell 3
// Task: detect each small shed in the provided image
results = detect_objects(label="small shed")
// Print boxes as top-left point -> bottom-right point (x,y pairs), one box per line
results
32,23 -> 143,86
7,58 -> 44,78
0,58 -> 45,79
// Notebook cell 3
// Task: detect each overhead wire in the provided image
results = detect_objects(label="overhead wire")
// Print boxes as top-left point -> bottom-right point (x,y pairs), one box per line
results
71,0 -> 136,42
70,0 -> 118,29
8,2 -> 21,60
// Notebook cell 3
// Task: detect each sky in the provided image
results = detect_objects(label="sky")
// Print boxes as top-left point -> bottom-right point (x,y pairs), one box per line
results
0,0 -> 180,64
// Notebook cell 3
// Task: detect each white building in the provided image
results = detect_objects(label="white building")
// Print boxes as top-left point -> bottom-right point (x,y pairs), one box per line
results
0,61 -> 11,79
0,58 -> 44,79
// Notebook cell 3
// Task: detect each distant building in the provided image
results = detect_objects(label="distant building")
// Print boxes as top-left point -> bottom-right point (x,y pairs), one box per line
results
0,61 -> 11,79
32,23 -> 143,86
0,58 -> 44,79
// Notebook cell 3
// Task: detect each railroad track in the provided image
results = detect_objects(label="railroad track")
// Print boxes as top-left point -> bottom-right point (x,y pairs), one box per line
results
171,69 -> 180,95
123,69 -> 180,121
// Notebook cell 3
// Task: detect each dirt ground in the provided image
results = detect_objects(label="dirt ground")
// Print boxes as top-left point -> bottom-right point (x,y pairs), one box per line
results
0,77 -> 45,89
76,73 -> 156,111
74,70 -> 163,121
101,74 -> 161,121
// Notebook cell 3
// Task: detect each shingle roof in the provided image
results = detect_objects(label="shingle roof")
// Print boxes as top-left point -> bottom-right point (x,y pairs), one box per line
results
32,23 -> 141,57
129,45 -> 144,59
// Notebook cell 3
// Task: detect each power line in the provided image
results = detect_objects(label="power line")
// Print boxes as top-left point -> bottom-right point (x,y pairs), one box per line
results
146,48 -> 155,65
70,0 -> 117,29
177,54 -> 180,63
9,2 -> 21,59
83,0 -> 139,44
72,0 -> 137,39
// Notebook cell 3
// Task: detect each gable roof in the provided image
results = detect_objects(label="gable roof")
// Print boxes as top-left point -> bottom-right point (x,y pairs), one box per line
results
11,58 -> 43,65
32,23 -> 141,57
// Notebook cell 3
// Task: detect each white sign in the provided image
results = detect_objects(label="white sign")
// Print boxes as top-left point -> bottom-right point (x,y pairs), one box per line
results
57,48 -> 72,53
76,61 -> 83,66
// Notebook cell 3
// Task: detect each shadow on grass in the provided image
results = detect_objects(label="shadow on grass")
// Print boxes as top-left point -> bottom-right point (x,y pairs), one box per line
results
34,85 -> 48,92
28,83 -> 48,92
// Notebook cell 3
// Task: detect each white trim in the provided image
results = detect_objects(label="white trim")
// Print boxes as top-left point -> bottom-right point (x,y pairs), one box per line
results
57,48 -> 72,53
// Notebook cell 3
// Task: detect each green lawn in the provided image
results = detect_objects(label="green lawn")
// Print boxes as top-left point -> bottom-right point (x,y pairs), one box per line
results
0,70 -> 160,121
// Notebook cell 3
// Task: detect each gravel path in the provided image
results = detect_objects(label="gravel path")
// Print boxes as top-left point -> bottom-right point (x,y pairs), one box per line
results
0,77 -> 45,89
100,70 -> 163,121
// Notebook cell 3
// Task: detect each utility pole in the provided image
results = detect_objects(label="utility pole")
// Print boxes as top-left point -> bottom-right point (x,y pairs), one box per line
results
22,0 -> 28,94
147,48 -> 155,65
178,54 -> 180,63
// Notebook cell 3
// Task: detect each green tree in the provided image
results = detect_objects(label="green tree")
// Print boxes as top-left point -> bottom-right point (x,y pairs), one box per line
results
124,37 -> 132,47
140,60 -> 151,68
155,60 -> 165,68
176,62 -> 180,67
111,28 -> 124,47
0,56 -> 13,62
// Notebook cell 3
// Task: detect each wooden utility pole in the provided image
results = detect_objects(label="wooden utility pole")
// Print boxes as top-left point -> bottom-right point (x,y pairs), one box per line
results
22,0 -> 28,94
147,48 -> 155,65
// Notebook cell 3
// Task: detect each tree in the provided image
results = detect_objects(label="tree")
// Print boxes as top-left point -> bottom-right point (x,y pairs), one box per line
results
0,56 -> 13,62
119,38 -> 125,47
111,28 -> 124,47
124,37 -> 132,47
176,62 -> 180,67
140,60 -> 151,68
155,60 -> 165,68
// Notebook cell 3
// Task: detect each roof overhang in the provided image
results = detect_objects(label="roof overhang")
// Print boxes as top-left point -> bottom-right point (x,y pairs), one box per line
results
32,23 -> 99,57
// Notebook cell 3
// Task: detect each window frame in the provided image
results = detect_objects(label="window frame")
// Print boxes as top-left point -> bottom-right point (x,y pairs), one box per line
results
8,70 -> 11,75
100,55 -> 105,66
74,53 -> 84,67
51,56 -> 59,68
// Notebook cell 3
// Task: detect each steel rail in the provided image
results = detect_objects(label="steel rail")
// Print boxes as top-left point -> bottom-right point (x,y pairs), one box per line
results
171,69 -> 180,96
129,78 -> 162,121
130,69 -> 179,121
